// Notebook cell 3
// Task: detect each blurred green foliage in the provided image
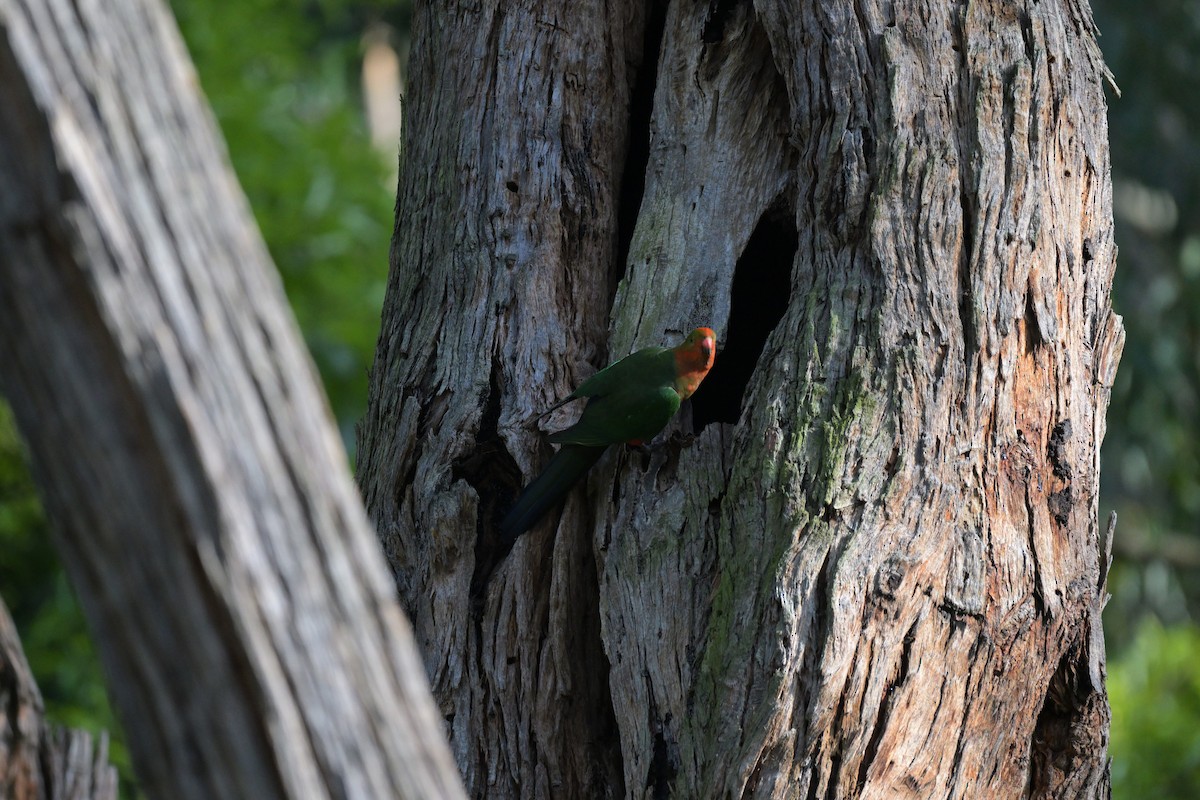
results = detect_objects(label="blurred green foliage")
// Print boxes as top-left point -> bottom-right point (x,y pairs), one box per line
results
1090,1 -> 1200,796
171,0 -> 405,446
1092,0 -> 1200,637
1109,620 -> 1200,798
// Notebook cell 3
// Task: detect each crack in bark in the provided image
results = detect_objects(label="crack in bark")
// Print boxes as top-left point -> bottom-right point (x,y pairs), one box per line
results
644,684 -> 678,799
818,659 -> 855,800
948,633 -> 986,785
1027,630 -> 1110,796
1024,482 -> 1048,617
799,542 -> 839,800
856,682 -> 889,790
1024,278 -> 1046,352
1047,419 -> 1073,481
701,0 -> 745,45
613,0 -> 669,295
952,7 -> 979,363
460,364 -> 522,611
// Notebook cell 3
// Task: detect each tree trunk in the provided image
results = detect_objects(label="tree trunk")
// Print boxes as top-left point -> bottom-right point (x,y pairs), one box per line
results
1,598 -> 119,800
0,1 -> 465,798
360,0 -> 1124,798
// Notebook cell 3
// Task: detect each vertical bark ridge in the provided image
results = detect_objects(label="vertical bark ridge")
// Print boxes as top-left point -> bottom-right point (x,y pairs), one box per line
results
597,3 -> 794,795
358,1 -> 647,795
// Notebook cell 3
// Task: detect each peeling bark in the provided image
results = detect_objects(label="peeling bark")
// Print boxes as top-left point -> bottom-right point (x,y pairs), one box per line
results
360,0 -> 1122,797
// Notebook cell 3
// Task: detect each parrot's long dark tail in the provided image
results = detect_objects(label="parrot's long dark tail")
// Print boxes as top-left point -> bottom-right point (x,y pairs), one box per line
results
499,444 -> 606,544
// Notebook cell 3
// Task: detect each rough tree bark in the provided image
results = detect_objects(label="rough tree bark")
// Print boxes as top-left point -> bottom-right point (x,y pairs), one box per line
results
1,598 -> 118,800
358,0 -> 1124,798
0,0 -> 465,798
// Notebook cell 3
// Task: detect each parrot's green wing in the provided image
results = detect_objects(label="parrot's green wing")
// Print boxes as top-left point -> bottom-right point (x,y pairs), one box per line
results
549,384 -> 680,446
536,347 -> 669,419
567,347 -> 671,400
549,346 -> 681,445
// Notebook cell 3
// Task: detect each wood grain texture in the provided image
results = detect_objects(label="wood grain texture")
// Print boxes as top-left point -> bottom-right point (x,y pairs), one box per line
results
0,0 -> 465,798
361,0 -> 1122,798
1,599 -> 118,800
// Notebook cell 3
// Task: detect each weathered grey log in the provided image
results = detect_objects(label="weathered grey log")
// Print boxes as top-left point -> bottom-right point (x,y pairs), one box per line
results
0,0 -> 465,798
360,0 -> 1123,798
1,599 -> 119,800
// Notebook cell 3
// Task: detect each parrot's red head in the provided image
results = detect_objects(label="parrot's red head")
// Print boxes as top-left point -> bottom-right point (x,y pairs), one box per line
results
674,327 -> 717,399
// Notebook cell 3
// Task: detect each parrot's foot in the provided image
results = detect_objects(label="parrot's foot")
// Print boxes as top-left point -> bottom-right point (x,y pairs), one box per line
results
624,430 -> 695,454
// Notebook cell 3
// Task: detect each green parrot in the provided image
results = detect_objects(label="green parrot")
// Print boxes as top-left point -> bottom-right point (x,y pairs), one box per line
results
500,327 -> 717,541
